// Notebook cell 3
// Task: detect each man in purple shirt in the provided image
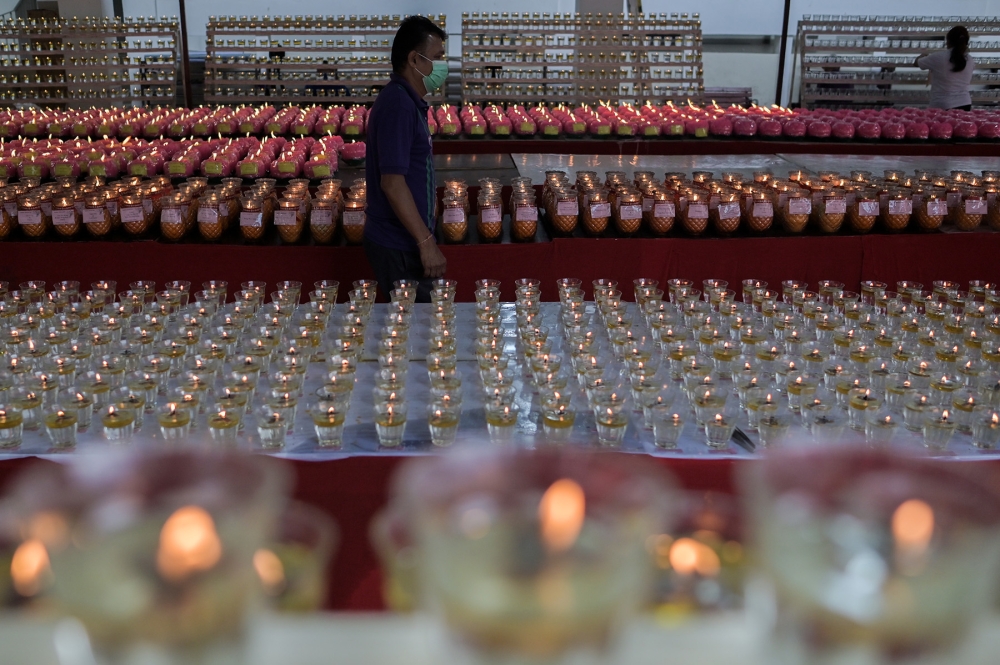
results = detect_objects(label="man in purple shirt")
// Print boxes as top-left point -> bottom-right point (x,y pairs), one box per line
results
363,16 -> 447,303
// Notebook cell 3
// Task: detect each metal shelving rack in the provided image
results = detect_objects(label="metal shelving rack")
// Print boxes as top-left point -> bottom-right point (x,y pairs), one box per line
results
460,12 -> 703,106
0,16 -> 179,109
204,14 -> 446,105
794,15 -> 1000,109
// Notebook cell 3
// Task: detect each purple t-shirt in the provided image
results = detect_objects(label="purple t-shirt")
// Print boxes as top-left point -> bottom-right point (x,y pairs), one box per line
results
364,74 -> 435,251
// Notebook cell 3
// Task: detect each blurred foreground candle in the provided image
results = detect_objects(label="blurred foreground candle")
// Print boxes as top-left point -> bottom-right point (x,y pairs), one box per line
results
372,448 -> 676,659
745,446 -> 1000,665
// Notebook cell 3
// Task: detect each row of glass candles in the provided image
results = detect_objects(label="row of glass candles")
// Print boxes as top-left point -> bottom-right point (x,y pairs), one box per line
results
0,273 -> 999,453
0,277 -> 359,451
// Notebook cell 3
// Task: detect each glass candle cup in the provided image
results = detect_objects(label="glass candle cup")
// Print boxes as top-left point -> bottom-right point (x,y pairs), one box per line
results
157,402 -> 192,441
374,402 -> 407,448
100,403 -> 135,442
427,400 -> 461,447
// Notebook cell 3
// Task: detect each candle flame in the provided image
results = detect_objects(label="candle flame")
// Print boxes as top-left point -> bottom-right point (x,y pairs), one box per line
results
253,548 -> 285,594
893,499 -> 934,554
10,539 -> 51,596
539,478 -> 585,553
157,506 -> 223,582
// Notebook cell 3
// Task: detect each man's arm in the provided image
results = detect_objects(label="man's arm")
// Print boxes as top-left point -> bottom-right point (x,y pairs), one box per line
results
380,173 -> 447,278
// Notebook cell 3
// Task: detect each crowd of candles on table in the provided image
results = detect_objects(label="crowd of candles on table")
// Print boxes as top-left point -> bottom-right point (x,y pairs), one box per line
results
0,275 -> 998,452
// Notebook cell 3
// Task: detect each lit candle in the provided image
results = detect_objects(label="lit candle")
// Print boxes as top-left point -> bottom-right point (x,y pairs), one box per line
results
157,402 -> 192,441
972,411 -> 1000,450
705,412 -> 735,449
100,404 -> 135,443
922,408 -> 956,451
44,407 -> 78,449
208,407 -> 240,445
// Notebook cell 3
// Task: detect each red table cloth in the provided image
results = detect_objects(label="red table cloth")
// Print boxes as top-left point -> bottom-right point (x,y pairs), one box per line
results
1,230 -> 997,304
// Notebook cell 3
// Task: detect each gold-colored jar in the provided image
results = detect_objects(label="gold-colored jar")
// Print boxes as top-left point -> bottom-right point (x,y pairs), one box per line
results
17,193 -> 48,238
310,194 -> 337,244
681,190 -> 709,236
781,190 -> 810,233
477,192 -> 503,243
881,190 -> 912,232
51,193 -> 80,237
815,192 -> 846,233
711,191 -> 741,235
581,187 -> 610,236
613,188 -> 643,236
440,194 -> 468,244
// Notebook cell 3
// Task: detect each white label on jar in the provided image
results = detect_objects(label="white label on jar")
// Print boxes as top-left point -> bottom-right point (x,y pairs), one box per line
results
653,202 -> 675,218
642,196 -> 653,212
3,202 -> 15,217
788,198 -> 811,215
928,200 -> 948,216
442,208 -> 466,224
824,198 -> 847,214
52,209 -> 76,226
947,191 -> 962,207
480,207 -> 501,223
120,206 -> 145,223
107,201 -> 118,215
888,199 -> 912,215
859,201 -> 880,216
162,208 -> 182,224
718,202 -> 740,219
966,199 -> 987,215
311,209 -> 334,226
556,200 -> 579,216
752,202 -> 773,217
274,210 -> 298,226
343,210 -> 366,226
17,209 -> 41,225
590,202 -> 611,218
240,212 -> 262,227
515,205 -> 537,222
197,207 -> 219,224
83,208 -> 106,224
40,201 -> 51,216
687,202 -> 709,219
142,199 -> 153,215
620,204 -> 642,220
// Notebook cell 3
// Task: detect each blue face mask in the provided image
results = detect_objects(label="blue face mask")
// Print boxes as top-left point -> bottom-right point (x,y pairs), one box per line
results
414,53 -> 448,94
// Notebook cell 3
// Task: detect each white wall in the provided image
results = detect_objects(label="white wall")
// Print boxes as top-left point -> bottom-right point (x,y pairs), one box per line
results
702,52 -> 778,106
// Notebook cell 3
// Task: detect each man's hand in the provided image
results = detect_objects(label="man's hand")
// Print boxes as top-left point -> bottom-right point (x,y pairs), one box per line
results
420,241 -> 447,278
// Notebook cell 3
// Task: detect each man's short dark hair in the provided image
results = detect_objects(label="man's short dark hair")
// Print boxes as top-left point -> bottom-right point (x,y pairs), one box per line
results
391,16 -> 446,74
